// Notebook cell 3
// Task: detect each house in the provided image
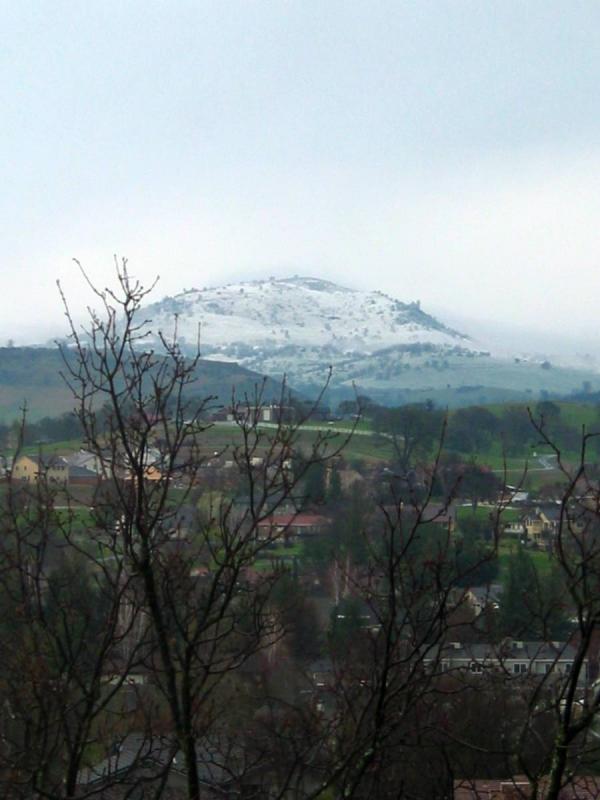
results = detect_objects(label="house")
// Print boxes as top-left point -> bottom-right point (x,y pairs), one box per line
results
454,777 -> 532,799
12,454 -> 69,486
431,640 -> 587,686
257,513 -> 331,543
108,445 -> 164,483
259,403 -> 295,423
454,775 -> 600,799
308,658 -> 335,688
504,505 -> 562,544
142,463 -> 163,482
68,464 -> 101,486
503,519 -> 526,538
504,486 -> 530,504
66,449 -> 105,474
225,403 -> 295,425
521,506 -> 561,545
511,491 -> 530,504
406,503 -> 457,535
464,584 -> 503,617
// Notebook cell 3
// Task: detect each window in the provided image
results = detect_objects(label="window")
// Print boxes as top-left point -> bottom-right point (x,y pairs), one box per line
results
469,662 -> 483,673
513,663 -> 528,674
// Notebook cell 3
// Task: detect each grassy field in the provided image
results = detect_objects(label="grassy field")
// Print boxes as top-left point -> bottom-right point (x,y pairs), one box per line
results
205,423 -> 396,463
4,396 -> 597,489
52,506 -> 95,526
456,506 -> 553,583
468,400 -> 598,423
556,402 -> 600,429
3,425 -> 577,478
497,539 -> 552,581
20,438 -> 84,456
456,505 -> 522,525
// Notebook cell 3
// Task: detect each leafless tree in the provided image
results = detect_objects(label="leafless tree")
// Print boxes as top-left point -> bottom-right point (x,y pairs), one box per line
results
0,415 -> 151,798
4,261 -> 600,800
53,259 -> 347,799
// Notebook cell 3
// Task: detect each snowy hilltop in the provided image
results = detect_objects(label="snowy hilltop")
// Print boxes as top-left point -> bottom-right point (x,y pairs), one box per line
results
147,276 -> 473,353
142,276 -> 599,406
145,276 -> 471,354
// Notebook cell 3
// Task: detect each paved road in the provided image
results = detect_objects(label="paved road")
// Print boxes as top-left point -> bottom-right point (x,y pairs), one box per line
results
491,453 -> 558,475
537,454 -> 558,470
216,421 -> 560,469
213,420 -> 390,438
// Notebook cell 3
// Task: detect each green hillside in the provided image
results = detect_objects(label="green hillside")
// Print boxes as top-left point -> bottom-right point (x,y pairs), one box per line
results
0,347 -> 286,422
334,351 -> 600,408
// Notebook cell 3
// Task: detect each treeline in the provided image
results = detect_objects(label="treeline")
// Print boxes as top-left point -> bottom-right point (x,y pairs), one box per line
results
369,399 -> 599,457
0,412 -> 82,449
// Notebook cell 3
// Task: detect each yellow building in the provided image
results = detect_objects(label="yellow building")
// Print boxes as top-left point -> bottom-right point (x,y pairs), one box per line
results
521,507 -> 560,544
12,454 -> 69,486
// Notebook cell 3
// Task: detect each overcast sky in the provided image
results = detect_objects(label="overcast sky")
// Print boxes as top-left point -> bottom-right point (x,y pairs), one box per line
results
3,1 -> 600,347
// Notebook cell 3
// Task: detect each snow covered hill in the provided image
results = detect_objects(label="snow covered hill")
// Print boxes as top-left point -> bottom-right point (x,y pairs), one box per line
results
146,276 -> 475,364
142,276 -> 600,406
146,276 -> 471,353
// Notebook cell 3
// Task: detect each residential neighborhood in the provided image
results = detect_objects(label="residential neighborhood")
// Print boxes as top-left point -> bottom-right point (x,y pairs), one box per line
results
2,396 -> 600,798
